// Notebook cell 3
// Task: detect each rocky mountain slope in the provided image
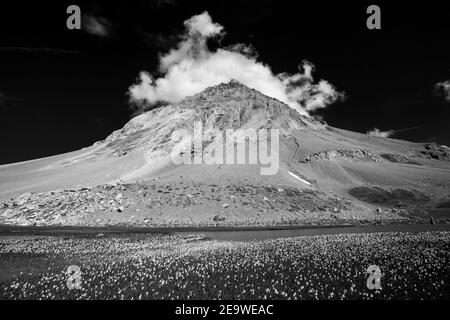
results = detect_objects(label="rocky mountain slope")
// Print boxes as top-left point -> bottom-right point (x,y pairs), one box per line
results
1,80 -> 449,227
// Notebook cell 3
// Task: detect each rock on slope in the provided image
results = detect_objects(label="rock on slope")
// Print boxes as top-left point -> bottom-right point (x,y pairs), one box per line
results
1,80 -> 450,227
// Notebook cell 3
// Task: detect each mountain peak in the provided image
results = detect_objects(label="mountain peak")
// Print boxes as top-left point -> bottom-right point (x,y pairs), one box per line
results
218,78 -> 247,88
97,78 -> 325,154
187,79 -> 257,101
180,80 -> 299,117
207,79 -> 253,91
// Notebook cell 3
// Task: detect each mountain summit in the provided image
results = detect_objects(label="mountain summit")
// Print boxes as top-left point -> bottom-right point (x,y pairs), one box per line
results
102,80 -> 322,148
0,81 -> 449,227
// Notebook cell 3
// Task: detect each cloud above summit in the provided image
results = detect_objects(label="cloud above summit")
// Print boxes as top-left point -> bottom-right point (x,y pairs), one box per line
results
129,11 -> 344,115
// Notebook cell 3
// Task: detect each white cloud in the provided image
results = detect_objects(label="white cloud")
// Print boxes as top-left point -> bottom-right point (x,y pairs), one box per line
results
83,15 -> 111,37
129,11 -> 344,115
184,11 -> 224,37
367,128 -> 394,138
435,80 -> 450,101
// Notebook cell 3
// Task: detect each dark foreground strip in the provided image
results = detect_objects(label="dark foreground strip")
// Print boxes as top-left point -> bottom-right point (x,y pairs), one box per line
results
0,223 -> 358,235
0,223 -> 449,239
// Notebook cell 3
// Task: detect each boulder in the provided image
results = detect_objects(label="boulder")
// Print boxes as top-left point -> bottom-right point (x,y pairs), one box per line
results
213,215 -> 227,222
15,193 -> 32,206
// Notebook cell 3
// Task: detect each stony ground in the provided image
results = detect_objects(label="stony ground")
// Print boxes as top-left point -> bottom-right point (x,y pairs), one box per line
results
298,145 -> 450,164
0,181 -> 368,227
0,231 -> 448,300
2,178 -> 449,227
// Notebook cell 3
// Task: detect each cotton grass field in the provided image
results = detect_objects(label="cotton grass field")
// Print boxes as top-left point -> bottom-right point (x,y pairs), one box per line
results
0,231 -> 449,300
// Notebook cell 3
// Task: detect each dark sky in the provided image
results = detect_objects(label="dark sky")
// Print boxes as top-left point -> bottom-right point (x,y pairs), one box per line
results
0,0 -> 449,164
